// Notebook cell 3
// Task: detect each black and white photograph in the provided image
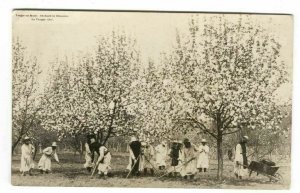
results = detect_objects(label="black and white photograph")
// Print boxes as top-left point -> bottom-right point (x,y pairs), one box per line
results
11,10 -> 292,189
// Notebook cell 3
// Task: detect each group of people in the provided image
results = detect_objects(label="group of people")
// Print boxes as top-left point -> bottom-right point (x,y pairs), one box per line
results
84,135 -> 112,178
19,137 -> 59,176
83,135 -> 211,180
19,134 -> 250,181
127,137 -> 210,180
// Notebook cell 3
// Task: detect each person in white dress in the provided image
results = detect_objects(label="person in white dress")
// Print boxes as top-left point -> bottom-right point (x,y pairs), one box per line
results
140,138 -> 155,176
20,136 -> 35,176
38,142 -> 59,174
197,139 -> 209,173
234,136 -> 249,179
84,136 -> 95,172
180,138 -> 197,180
155,141 -> 168,170
96,145 -> 111,178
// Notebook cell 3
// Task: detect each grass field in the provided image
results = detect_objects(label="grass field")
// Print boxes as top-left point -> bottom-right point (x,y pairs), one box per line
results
11,152 -> 290,189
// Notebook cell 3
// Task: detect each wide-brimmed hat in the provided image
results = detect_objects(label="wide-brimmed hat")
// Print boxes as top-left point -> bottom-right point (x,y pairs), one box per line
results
201,139 -> 207,143
52,142 -> 57,147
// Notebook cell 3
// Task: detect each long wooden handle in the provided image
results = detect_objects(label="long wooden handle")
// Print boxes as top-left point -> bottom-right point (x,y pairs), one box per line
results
126,155 -> 140,178
90,161 -> 100,178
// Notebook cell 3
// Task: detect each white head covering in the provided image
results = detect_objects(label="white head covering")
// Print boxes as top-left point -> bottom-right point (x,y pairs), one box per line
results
52,142 -> 57,147
90,138 -> 96,144
24,136 -> 30,141
141,141 -> 147,146
130,136 -> 137,142
243,136 -> 249,140
201,139 -> 207,143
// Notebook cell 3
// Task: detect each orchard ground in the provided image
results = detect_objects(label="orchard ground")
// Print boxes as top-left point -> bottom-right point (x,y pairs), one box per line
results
11,152 -> 290,189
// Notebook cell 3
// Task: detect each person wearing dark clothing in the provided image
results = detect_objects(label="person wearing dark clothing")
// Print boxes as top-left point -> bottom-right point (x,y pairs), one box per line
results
168,140 -> 182,177
127,136 -> 142,176
89,138 -> 101,163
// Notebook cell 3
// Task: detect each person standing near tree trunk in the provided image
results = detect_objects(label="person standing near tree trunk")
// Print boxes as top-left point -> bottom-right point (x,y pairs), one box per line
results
197,139 -> 209,173
234,136 -> 249,179
20,136 -> 35,176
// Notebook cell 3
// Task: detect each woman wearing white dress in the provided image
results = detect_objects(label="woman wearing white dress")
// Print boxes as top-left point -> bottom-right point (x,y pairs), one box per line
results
234,136 -> 249,179
84,137 -> 95,172
38,142 -> 59,173
96,145 -> 111,178
20,136 -> 35,176
180,138 -> 197,180
197,139 -> 209,172
155,141 -> 168,170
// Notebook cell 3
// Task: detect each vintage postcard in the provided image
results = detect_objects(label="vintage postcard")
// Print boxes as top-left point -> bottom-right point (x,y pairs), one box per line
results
12,10 -> 293,189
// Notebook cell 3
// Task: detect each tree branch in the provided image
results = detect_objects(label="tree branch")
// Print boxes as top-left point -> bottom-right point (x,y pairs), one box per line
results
222,128 -> 240,136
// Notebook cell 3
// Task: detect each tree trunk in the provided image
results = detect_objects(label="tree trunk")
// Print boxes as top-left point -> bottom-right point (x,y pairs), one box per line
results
79,140 -> 84,161
12,136 -> 22,155
33,143 -> 38,160
217,136 -> 223,180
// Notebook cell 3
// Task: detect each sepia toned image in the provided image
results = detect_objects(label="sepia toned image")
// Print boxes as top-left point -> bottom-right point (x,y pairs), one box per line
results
12,10 -> 293,189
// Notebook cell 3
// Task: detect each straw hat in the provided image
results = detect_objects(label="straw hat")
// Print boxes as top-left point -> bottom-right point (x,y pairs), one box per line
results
52,142 -> 57,147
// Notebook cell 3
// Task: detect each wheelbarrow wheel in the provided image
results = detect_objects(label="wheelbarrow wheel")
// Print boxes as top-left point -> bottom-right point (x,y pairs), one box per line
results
274,173 -> 283,183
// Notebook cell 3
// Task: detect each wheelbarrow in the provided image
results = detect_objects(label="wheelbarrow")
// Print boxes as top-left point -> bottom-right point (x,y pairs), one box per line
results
247,160 -> 283,183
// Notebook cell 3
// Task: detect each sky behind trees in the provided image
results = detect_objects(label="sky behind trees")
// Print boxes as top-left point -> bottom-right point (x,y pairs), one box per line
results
12,11 -> 293,103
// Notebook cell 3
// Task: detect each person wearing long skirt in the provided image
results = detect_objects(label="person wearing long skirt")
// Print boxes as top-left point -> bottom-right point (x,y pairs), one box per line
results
127,136 -> 142,176
197,139 -> 209,173
96,145 -> 111,179
168,140 -> 183,177
155,141 -> 168,170
140,138 -> 155,176
20,136 -> 35,176
234,136 -> 249,179
180,138 -> 197,180
84,136 -> 96,172
38,142 -> 59,174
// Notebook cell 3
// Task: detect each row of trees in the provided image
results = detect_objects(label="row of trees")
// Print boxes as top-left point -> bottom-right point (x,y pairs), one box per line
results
12,15 -> 291,180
